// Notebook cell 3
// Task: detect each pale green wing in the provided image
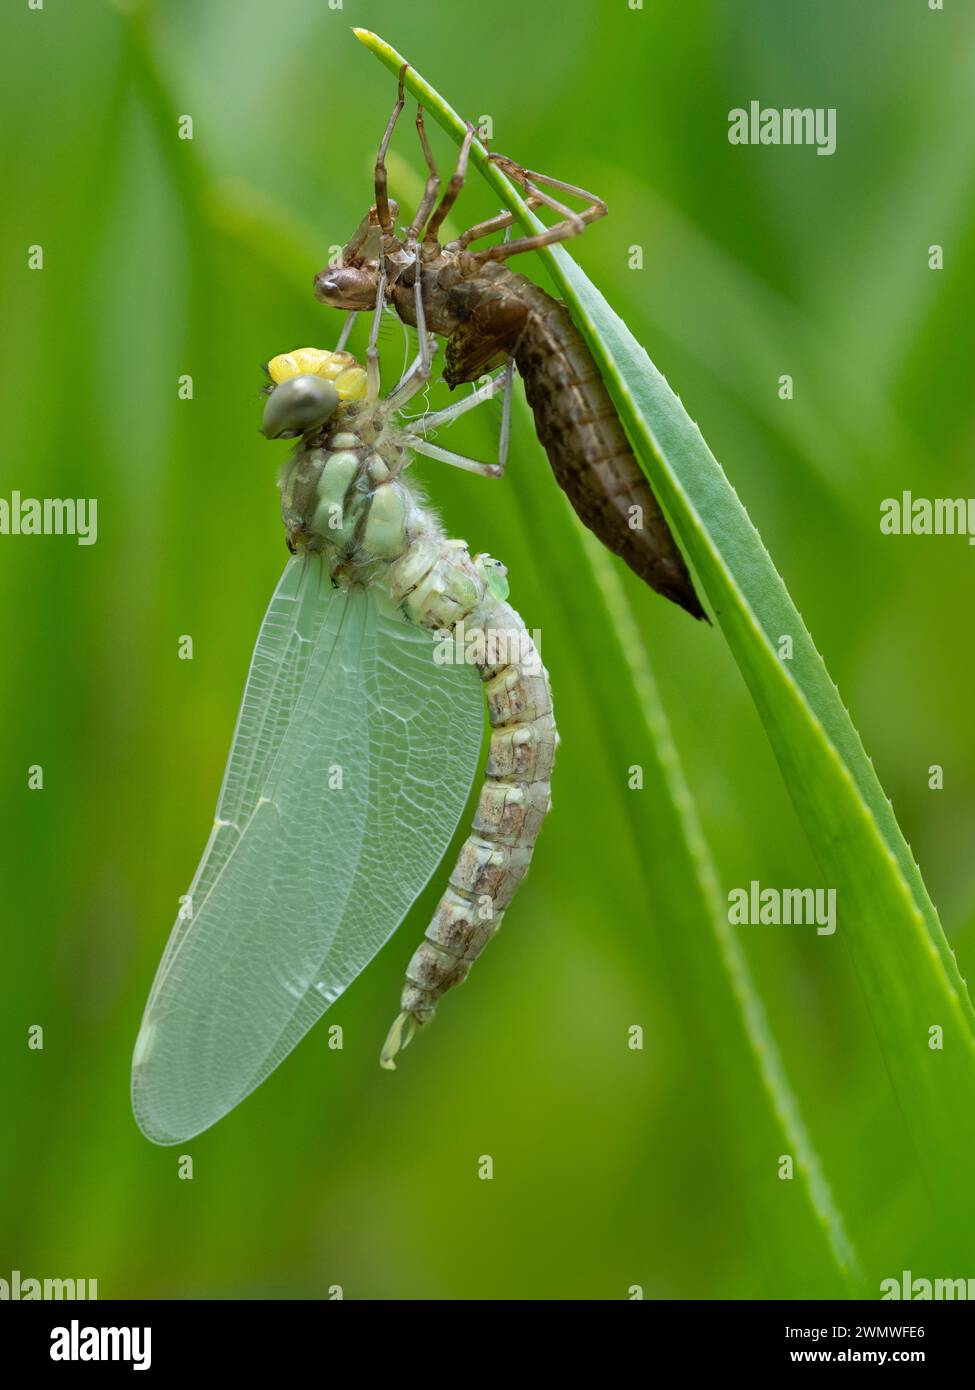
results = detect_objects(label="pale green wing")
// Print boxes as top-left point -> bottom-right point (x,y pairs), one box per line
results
132,556 -> 483,1145
146,557 -> 344,994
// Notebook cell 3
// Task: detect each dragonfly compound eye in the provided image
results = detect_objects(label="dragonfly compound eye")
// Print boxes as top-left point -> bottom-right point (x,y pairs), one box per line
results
262,375 -> 340,440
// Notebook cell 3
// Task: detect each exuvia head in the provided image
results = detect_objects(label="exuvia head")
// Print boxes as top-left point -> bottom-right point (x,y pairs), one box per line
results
261,348 -> 368,440
313,204 -> 397,311
314,263 -> 382,311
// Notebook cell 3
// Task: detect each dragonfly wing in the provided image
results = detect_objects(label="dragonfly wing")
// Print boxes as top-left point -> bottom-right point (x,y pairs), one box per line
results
146,557 -> 337,997
132,558 -> 483,1145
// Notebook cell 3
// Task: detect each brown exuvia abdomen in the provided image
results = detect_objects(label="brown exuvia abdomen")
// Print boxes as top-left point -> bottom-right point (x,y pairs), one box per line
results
443,267 -> 705,621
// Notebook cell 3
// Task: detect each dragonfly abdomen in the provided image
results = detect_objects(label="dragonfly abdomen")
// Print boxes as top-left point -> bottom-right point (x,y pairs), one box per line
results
381,549 -> 556,1066
432,262 -> 703,619
511,287 -> 706,620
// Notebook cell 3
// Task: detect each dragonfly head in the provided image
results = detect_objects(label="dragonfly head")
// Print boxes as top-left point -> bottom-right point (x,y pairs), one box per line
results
262,349 -> 368,440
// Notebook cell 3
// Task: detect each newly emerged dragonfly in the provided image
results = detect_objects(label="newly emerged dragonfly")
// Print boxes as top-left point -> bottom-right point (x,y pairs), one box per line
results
132,337 -> 555,1145
315,67 -> 706,621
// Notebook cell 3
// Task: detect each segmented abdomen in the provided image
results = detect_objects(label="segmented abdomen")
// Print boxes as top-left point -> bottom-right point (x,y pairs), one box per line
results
511,282 -> 705,619
381,540 -> 556,1062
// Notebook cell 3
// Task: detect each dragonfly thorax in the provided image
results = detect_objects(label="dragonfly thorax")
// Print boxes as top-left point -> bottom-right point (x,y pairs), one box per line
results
279,424 -> 424,587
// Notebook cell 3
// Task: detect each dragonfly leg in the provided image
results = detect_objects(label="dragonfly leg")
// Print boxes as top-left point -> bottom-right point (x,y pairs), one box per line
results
402,435 -> 504,479
498,356 -> 514,473
408,239 -> 431,377
384,339 -> 445,416
365,265 -> 388,403
408,367 -> 508,433
494,159 -> 608,218
405,104 -> 441,240
401,352 -> 513,480
374,63 -> 409,232
447,194 -> 544,251
407,362 -> 514,476
470,154 -> 607,263
381,242 -> 435,413
491,224 -> 516,472
423,122 -> 475,245
383,346 -> 434,415
333,309 -> 358,353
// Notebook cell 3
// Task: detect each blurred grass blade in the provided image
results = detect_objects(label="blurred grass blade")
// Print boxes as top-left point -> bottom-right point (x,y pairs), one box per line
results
356,30 -> 975,1216
581,529 -> 861,1289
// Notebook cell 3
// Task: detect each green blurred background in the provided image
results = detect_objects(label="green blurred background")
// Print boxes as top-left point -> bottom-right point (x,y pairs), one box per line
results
2,0 -> 974,1299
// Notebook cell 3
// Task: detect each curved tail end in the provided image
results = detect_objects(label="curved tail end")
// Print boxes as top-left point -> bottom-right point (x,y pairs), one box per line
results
379,1010 -> 418,1070
671,582 -> 710,624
